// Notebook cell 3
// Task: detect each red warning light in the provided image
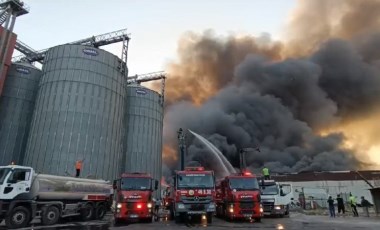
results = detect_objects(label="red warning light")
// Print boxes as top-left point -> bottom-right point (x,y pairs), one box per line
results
137,203 -> 142,209
243,171 -> 252,176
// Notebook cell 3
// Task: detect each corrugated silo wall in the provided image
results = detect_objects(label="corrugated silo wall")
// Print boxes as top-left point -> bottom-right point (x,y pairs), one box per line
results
23,45 -> 127,180
0,63 -> 42,165
125,85 -> 164,197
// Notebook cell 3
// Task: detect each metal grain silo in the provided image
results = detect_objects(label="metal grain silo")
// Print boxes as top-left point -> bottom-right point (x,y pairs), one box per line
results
0,62 -> 42,165
24,44 -> 127,180
124,85 -> 164,193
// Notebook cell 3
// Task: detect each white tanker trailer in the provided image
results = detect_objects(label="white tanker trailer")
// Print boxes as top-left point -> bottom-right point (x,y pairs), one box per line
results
0,165 -> 113,229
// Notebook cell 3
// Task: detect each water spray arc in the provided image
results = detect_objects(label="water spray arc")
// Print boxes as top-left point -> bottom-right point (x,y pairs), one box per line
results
188,129 -> 236,177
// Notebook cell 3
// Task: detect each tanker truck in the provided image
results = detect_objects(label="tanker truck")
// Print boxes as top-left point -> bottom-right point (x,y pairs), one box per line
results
0,164 -> 113,229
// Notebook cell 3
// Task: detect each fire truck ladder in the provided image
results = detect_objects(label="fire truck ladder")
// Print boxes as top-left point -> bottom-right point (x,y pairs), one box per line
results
127,71 -> 167,106
12,29 -> 131,76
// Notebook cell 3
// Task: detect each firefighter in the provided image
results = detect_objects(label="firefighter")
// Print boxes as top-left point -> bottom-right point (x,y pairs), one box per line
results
336,194 -> 345,215
361,196 -> 371,217
262,167 -> 270,180
75,159 -> 84,178
349,193 -> 359,217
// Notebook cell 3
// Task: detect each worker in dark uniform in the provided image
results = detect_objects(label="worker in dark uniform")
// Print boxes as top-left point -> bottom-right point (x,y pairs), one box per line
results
361,196 -> 371,217
336,194 -> 345,215
327,196 -> 335,218
75,159 -> 84,177
262,167 -> 270,180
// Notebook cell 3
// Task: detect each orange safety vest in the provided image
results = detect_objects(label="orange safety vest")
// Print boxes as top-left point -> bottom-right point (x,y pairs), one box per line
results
75,161 -> 83,170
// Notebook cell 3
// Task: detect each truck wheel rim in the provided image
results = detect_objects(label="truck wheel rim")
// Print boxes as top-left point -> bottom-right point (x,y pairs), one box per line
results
48,211 -> 56,220
13,212 -> 26,225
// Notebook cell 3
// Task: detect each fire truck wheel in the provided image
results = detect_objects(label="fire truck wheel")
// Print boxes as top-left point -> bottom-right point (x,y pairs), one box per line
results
80,203 -> 94,221
5,206 -> 31,229
145,217 -> 153,223
170,207 -> 174,220
41,206 -> 60,225
207,213 -> 213,224
95,204 -> 107,220
254,218 -> 261,223
174,213 -> 182,223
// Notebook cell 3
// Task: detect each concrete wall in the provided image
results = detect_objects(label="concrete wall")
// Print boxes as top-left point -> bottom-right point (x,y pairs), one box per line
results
282,180 -> 376,204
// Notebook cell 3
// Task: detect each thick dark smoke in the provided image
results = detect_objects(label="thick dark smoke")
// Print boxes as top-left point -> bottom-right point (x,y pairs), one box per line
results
162,0 -> 380,177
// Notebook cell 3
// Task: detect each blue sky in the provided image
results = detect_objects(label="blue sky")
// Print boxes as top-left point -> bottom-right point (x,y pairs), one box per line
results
15,0 -> 296,75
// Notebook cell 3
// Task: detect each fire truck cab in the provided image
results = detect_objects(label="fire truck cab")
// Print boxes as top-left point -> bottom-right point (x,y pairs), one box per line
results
169,167 -> 216,223
215,171 -> 263,222
113,172 -> 158,224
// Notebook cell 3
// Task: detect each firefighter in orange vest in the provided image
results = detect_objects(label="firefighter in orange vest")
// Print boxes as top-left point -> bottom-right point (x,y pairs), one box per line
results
75,159 -> 84,177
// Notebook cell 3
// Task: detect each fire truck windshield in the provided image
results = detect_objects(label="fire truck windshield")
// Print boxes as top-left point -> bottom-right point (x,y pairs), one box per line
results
260,184 -> 278,195
0,168 -> 11,185
177,174 -> 214,189
229,177 -> 259,190
121,177 -> 151,191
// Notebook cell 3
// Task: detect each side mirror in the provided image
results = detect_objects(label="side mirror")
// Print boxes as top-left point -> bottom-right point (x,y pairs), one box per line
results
112,180 -> 118,190
154,180 -> 159,191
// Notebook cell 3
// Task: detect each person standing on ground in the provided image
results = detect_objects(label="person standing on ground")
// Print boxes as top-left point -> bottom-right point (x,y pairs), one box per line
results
327,196 -> 336,218
349,193 -> 359,217
154,198 -> 161,219
262,167 -> 270,180
336,194 -> 345,216
361,196 -> 371,217
75,159 -> 84,178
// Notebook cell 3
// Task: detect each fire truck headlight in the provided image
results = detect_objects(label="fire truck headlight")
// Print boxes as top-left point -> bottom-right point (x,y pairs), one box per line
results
229,207 -> 234,213
260,207 -> 263,213
274,205 -> 281,210
147,203 -> 152,208
165,202 -> 168,206
117,203 -> 122,209
178,203 -> 185,209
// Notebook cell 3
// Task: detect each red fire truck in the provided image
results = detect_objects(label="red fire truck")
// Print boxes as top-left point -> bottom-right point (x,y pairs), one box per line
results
215,170 -> 263,222
113,172 -> 158,224
168,167 -> 216,224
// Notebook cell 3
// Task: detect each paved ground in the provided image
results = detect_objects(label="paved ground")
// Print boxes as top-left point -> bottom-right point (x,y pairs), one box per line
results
1,212 -> 380,229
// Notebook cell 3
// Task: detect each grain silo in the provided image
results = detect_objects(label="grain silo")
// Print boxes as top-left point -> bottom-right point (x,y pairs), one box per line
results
0,62 -> 42,165
124,84 -> 164,193
23,44 -> 127,180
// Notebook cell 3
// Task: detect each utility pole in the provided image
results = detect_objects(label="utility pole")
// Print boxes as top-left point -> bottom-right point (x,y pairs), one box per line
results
177,128 -> 186,170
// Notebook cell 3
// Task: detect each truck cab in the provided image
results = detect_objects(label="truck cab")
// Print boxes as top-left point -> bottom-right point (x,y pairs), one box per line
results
215,171 -> 262,222
113,173 -> 158,223
0,165 -> 33,201
259,179 -> 292,217
170,167 -> 216,223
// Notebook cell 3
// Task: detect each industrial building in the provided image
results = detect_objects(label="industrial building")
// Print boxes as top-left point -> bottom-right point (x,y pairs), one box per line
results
0,0 -> 165,184
273,170 -> 380,208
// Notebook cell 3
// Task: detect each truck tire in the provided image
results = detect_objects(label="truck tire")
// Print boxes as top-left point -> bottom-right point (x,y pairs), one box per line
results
80,203 -> 94,221
169,206 -> 174,220
207,212 -> 213,224
95,204 -> 107,220
5,206 -> 31,229
42,206 -> 60,226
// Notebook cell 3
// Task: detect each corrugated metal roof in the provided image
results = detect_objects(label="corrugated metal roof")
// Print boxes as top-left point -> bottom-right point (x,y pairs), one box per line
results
271,170 -> 380,182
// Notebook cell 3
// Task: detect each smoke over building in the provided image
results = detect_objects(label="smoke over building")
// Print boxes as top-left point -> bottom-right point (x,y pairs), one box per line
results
161,0 -> 380,177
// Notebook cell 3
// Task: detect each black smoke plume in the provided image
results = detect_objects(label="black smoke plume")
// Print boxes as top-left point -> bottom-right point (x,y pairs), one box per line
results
161,0 -> 380,177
